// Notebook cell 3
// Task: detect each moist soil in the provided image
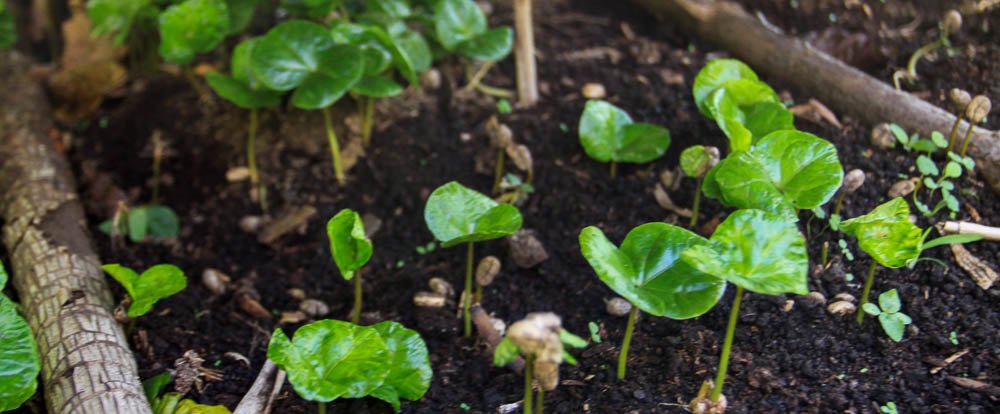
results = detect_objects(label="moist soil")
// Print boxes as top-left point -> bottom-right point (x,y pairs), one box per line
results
26,0 -> 1000,413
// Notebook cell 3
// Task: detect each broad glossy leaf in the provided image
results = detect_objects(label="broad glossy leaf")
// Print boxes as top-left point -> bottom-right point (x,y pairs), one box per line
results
144,205 -> 180,238
0,295 -> 39,412
457,26 -> 512,61
433,0 -> 486,50
704,152 -> 797,221
617,123 -> 671,163
392,28 -> 433,73
226,0 -> 259,34
366,25 -> 419,85
206,73 -> 283,109
879,312 -> 909,342
158,0 -> 230,65
743,101 -> 794,141
369,321 -> 432,412
330,22 -> 392,75
680,145 -> 711,177
86,0 -> 156,45
268,320 -> 390,402
839,198 -> 924,268
706,89 -> 752,152
578,100 -> 632,163
290,45 -> 365,109
682,209 -> 808,296
424,181 -> 522,247
0,2 -> 16,49
101,264 -> 187,318
579,223 -> 725,318
753,130 -> 844,209
143,372 -> 172,402
713,79 -> 780,111
692,59 -> 760,116
367,0 -> 412,19
327,209 -> 373,280
352,76 -> 404,97
251,20 -> 336,91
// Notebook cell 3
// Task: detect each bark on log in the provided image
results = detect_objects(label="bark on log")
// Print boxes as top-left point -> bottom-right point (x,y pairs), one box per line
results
0,51 -> 151,414
629,0 -> 1000,193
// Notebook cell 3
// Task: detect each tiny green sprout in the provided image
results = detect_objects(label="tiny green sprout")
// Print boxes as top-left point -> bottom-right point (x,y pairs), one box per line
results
681,209 -> 808,403
588,321 -> 602,343
493,313 -> 586,414
680,145 -> 720,228
838,239 -> 854,261
101,263 -> 186,334
862,289 -> 912,341
894,9 -> 962,89
881,402 -> 899,414
327,209 -> 373,324
0,260 -> 40,412
424,181 -> 523,337
268,320 -> 432,413
99,204 -> 180,244
0,2 -> 15,49
459,402 -> 471,411
497,99 -> 513,114
960,95 -> 992,157
949,331 -> 959,345
577,100 -> 671,177
946,88 -> 973,151
580,222 -> 725,380
822,169 -> 865,265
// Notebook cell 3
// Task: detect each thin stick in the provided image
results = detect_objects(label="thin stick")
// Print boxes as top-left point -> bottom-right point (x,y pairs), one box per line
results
351,269 -> 363,324
617,306 -> 638,380
514,0 -> 539,106
711,285 -> 744,402
464,242 -> 475,337
321,107 -> 345,183
856,260 -> 878,324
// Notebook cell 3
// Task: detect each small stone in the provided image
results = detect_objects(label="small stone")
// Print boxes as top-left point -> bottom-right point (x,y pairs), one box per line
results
239,215 -> 263,233
226,167 -> 251,182
842,169 -> 865,194
581,83 -> 606,99
605,297 -> 633,316
800,292 -> 827,308
420,68 -> 441,89
507,229 -> 549,268
460,132 -> 473,142
888,179 -> 917,198
834,293 -> 856,302
870,123 -> 895,150
782,300 -> 795,312
201,268 -> 230,295
299,299 -> 330,317
362,213 -> 382,238
413,291 -> 446,308
827,301 -> 856,316
633,389 -> 647,400
286,288 -> 306,301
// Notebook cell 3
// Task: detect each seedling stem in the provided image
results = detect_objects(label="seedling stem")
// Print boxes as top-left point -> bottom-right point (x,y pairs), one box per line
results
360,96 -> 375,147
493,149 -> 506,194
617,306 -> 638,380
689,176 -> 704,228
959,126 -> 975,158
712,286 -> 744,402
536,387 -> 544,414
321,107 -> 346,183
351,268 -> 363,324
946,114 -> 966,152
318,402 -> 326,414
524,354 -> 535,414
610,161 -> 617,178
465,61 -> 497,92
464,242 -> 475,337
247,109 -> 267,212
857,260 -> 878,324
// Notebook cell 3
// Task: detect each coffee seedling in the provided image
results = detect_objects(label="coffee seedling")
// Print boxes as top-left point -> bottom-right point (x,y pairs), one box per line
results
0,261 -> 41,412
578,100 -> 671,177
893,10 -> 962,89
946,88 -> 972,151
960,95 -> 992,157
99,204 -> 180,244
862,289 -> 912,342
433,0 -> 514,96
327,209 -> 373,324
679,145 -> 720,228
101,263 -> 187,332
143,372 -> 230,414
820,169 -> 865,266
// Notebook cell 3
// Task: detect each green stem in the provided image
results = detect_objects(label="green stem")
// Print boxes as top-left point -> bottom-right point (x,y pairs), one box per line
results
833,191 -> 846,217
906,39 -> 945,78
524,355 -> 534,414
474,284 -> 483,305
609,161 -> 617,178
689,176 -> 703,229
959,121 -> 976,158
493,149 -> 506,194
946,114 -> 966,152
321,107 -> 345,184
351,269 -> 363,324
820,241 -> 829,267
617,306 -> 638,380
318,402 -> 326,414
536,388 -> 544,414
475,83 -> 515,98
465,60 -> 498,92
464,242 -> 475,337
711,285 -> 744,402
247,109 -> 267,213
857,261 -> 878,324
361,96 -> 375,147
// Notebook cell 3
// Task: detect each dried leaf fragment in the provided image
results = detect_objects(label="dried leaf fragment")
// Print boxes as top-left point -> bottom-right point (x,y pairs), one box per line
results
950,243 -> 997,289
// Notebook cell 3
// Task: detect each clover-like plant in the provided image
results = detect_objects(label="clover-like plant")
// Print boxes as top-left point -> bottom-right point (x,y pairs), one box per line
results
0,2 -> 15,49
268,319 -> 432,413
578,100 -> 671,177
679,145 -> 720,228
250,20 -> 364,183
327,209 -> 373,324
101,263 -> 187,332
580,222 -> 725,380
433,0 -> 513,95
424,181 -> 523,337
862,289 -> 912,342
0,261 -> 41,412
99,204 -> 180,244
206,38 -> 283,211
493,313 -> 586,414
681,209 -> 808,404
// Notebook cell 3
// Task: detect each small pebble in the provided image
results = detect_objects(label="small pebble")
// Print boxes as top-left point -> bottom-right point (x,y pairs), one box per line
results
286,288 -> 306,301
279,310 -> 307,325
507,229 -> 550,268
226,166 -> 250,182
239,215 -> 263,233
870,123 -> 895,150
888,179 -> 917,198
201,268 -> 230,295
834,293 -> 856,302
827,300 -> 856,315
582,83 -> 607,99
299,299 -> 330,317
801,291 -> 827,308
605,297 -> 633,316
414,291 -> 447,308
420,68 -> 441,89
429,277 -> 454,298
632,389 -> 647,401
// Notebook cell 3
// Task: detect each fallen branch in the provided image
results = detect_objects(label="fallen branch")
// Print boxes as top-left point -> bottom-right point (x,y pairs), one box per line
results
628,0 -> 1000,194
234,359 -> 285,414
0,51 -> 151,413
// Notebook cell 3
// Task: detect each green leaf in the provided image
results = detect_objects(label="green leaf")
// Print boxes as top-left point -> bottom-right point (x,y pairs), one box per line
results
424,181 -> 523,247
352,76 -> 404,97
682,209 -> 808,296
943,162 -> 962,178
175,399 -> 233,414
86,0 -> 156,45
144,205 -> 180,238
206,73 -> 282,109
142,372 -> 172,401
158,0 -> 231,65
0,295 -> 40,412
392,27 -> 432,73
752,130 -> 844,210
703,152 -> 798,221
279,0 -> 342,19
369,321 -> 432,412
916,155 -> 939,176
579,223 -> 725,318
617,123 -> 671,163
578,100 -> 633,163
705,89 -> 752,152
366,0 -> 412,19
742,102 -> 795,141
889,124 -> 909,147
268,320 -> 390,402
493,337 -> 520,366
433,0 -> 486,51
692,58 -> 760,116
923,177 -> 939,190
0,2 -> 16,49
0,260 -> 7,289
680,145 -> 712,178
327,209 -> 373,280
713,79 -> 780,112
840,198 -> 924,268
879,312 -> 909,342
101,263 -> 187,318
921,234 -> 983,251
226,0 -> 259,34
127,206 -> 149,243
251,20 -> 337,91
290,45 -> 365,109
457,26 -> 512,61
559,329 -> 588,349
931,131 -> 948,148
862,302 -> 882,316
878,289 -> 901,314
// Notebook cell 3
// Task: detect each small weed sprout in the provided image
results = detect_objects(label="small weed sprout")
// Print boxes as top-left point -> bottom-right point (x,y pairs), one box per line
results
893,9 -> 962,89
101,263 -> 187,333
578,100 -> 671,177
862,289 -> 912,342
327,209 -> 373,324
432,0 -> 514,97
881,402 -> 900,414
487,116 -> 515,193
680,145 -> 720,228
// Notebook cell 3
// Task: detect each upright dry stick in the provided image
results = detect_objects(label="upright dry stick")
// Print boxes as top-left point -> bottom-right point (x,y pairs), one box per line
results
0,51 -> 151,414
514,0 -> 539,106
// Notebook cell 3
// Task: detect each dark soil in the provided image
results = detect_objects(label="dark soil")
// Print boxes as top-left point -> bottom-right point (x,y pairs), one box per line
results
25,0 -> 1000,413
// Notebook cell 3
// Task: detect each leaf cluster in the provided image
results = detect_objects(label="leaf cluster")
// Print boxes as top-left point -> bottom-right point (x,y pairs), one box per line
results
0,261 -> 41,412
144,372 -> 232,413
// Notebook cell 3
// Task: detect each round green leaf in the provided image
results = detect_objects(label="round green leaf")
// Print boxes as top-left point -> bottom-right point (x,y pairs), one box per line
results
457,26 -> 512,61
743,101 -> 795,141
680,145 -> 711,177
839,198 -> 924,268
327,209 -> 373,280
101,264 -> 188,318
579,223 -> 725,318
0,295 -> 39,412
753,130 -> 844,210
352,76 -> 404,97
617,123 -> 671,163
879,312 -> 909,342
86,0 -> 156,46
916,155 -> 939,176
433,0 -> 487,51
682,209 -> 808,296
704,152 -> 798,221
692,59 -> 760,116
713,79 -> 780,111
493,337 -> 520,367
862,302 -> 882,316
290,45 -> 365,109
226,0 -> 259,34
279,0 -> 342,19
366,0 -> 412,19
369,321 -> 432,412
330,22 -> 392,76
268,320 -> 390,402
206,73 -> 283,109
158,0 -> 230,65
423,181 -> 523,247
578,100 -> 634,163
251,20 -> 336,91
706,89 -> 752,152
878,288 -> 902,314
392,27 -> 432,73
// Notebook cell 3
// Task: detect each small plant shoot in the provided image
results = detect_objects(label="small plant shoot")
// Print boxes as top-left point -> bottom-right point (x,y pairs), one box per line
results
101,263 -> 187,319
578,100 -> 672,177
99,204 -> 180,243
862,289 -> 912,342
580,222 -> 724,379
327,208 -> 373,323
424,181 -> 522,337
0,261 -> 41,412
680,145 -> 719,228
268,319 -> 432,413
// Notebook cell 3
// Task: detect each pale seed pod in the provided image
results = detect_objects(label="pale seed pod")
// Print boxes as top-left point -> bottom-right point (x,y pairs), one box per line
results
704,146 -> 721,170
942,10 -> 962,36
429,277 -> 455,297
842,169 -> 866,194
605,297 -> 633,316
486,116 -> 513,149
950,88 -> 971,111
299,299 -> 330,317
870,123 -> 895,149
413,291 -> 447,308
827,301 -> 856,316
475,256 -> 502,286
506,144 -> 533,173
966,95 -> 992,124
201,268 -> 231,296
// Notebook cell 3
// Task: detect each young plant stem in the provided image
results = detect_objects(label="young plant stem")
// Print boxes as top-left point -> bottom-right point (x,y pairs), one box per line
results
465,60 -> 498,92
247,109 -> 267,212
535,387 -> 544,414
905,39 -> 944,80
609,161 -> 618,178
617,306 -> 639,380
464,242 -> 475,337
321,107 -> 346,184
523,355 -> 535,414
474,284 -> 483,305
959,124 -> 976,158
318,402 -> 326,414
493,149 -> 506,194
360,96 -> 375,147
820,241 -> 829,267
946,114 -> 966,152
711,285 -> 744,402
856,260 -> 878,324
476,83 -> 515,98
351,269 -> 363,324
689,177 -> 704,228
833,192 -> 846,217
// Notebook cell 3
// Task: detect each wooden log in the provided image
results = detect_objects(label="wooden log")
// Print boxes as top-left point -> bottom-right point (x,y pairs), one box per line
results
0,51 -> 151,414
628,0 -> 1000,193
